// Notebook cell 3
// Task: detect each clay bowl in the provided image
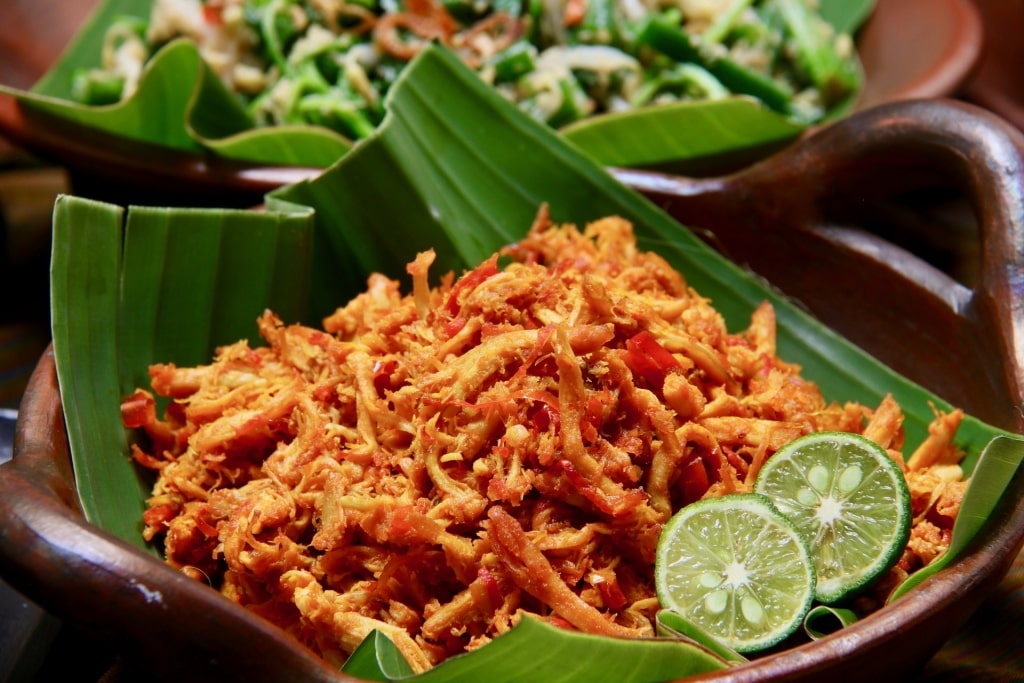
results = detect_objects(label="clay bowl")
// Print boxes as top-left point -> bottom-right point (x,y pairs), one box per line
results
0,0 -> 985,208
1,97 -> 1023,682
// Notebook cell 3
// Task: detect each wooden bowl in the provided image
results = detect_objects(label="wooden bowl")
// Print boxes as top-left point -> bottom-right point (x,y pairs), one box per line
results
0,97 -> 1022,682
0,0 -> 985,207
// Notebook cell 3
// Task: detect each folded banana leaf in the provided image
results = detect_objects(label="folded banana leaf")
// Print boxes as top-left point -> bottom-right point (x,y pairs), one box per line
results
4,0 -> 872,172
49,42 -> 1022,683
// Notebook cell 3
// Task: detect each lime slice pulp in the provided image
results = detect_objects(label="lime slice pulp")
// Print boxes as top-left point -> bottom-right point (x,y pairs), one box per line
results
754,431 -> 912,604
654,493 -> 815,654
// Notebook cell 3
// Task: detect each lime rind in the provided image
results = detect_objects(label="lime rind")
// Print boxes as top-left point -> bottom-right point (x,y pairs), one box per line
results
654,494 -> 816,654
753,431 -> 912,604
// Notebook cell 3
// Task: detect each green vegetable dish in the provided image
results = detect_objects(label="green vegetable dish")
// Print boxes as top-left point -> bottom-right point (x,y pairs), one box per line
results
75,0 -> 860,140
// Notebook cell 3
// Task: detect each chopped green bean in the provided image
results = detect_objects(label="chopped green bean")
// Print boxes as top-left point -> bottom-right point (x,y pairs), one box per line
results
705,57 -> 794,115
261,0 -> 301,72
634,13 -> 702,64
700,0 -> 756,48
490,42 -> 538,83
635,13 -> 794,115
296,93 -> 377,138
569,0 -> 619,46
775,0 -> 857,105
70,69 -> 125,105
630,63 -> 728,107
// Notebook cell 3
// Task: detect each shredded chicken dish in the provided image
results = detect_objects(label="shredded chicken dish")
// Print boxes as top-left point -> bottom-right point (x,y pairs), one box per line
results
122,211 -> 967,671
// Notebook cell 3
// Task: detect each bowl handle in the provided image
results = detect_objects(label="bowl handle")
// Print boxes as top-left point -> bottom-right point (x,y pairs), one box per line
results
616,98 -> 1024,432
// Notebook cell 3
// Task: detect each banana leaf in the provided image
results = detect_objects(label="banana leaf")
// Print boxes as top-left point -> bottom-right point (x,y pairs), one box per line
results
341,618 -> 728,682
559,97 -> 805,174
656,610 -> 747,664
51,195 -> 316,545
50,41 -> 1023,683
4,0 -> 866,172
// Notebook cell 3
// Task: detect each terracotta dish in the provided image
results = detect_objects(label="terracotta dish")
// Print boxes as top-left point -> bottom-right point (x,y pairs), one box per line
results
1,97 -> 1022,682
0,0 -> 985,207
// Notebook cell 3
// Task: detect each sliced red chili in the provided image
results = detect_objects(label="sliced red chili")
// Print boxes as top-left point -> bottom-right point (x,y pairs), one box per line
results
202,4 -> 223,25
443,254 -> 499,315
142,503 -> 178,531
679,456 -> 710,505
623,330 -> 682,392
373,359 -> 398,397
559,459 -> 645,519
596,574 -> 629,611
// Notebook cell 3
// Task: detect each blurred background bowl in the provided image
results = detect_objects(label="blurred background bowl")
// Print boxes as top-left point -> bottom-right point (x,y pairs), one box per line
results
0,0 -> 986,208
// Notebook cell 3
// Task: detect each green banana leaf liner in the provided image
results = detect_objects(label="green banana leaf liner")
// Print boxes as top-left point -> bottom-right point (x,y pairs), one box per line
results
38,43 -> 1024,682
1,0 -> 873,173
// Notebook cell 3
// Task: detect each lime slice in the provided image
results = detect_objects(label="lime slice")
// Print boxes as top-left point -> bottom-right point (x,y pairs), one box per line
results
753,431 -> 912,604
654,493 -> 815,654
